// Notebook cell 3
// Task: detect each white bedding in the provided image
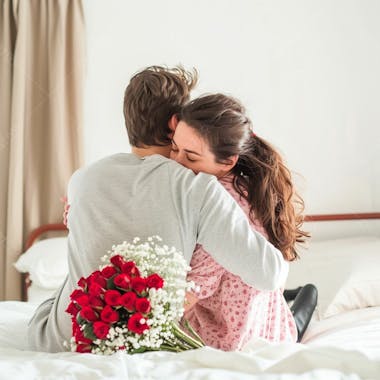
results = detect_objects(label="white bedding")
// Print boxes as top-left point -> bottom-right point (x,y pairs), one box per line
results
0,301 -> 379,380
6,232 -> 380,379
303,307 -> 380,359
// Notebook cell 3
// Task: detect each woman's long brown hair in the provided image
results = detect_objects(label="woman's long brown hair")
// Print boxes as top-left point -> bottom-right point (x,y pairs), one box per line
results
180,94 -> 309,261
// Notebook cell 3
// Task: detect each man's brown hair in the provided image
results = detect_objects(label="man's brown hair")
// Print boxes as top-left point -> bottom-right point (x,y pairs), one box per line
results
123,66 -> 198,147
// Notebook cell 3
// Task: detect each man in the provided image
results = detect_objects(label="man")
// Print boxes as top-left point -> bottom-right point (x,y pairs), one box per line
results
28,66 -> 288,352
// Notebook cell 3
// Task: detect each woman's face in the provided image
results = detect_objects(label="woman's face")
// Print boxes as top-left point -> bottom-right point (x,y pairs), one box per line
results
170,121 -> 234,177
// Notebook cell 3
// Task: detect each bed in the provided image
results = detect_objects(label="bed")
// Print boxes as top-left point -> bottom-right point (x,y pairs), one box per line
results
0,213 -> 379,380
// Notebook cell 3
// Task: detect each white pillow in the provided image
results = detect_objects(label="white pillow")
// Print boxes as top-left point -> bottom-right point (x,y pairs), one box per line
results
286,236 -> 380,319
14,237 -> 68,289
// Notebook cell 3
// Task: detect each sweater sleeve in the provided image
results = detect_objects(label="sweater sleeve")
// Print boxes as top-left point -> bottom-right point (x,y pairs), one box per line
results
195,176 -> 288,291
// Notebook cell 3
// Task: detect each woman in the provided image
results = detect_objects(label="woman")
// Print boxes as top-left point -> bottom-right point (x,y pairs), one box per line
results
171,93 -> 312,350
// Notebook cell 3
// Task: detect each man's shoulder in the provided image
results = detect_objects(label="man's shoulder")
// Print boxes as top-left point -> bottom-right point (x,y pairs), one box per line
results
166,160 -> 216,185
68,153 -> 219,194
70,153 -> 145,180
81,153 -> 134,172
167,164 -> 222,201
67,153 -> 132,189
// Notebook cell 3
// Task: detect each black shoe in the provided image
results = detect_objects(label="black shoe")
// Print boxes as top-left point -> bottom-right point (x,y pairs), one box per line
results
283,286 -> 303,302
290,284 -> 318,342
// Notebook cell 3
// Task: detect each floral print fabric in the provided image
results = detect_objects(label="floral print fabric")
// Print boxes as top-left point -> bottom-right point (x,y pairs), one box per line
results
184,176 -> 297,350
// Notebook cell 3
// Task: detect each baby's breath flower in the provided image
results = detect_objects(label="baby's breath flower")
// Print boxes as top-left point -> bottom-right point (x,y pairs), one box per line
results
68,236 -> 203,355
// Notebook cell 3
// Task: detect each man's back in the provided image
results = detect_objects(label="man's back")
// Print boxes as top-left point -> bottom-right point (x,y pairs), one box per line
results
28,153 -> 288,352
66,153 -> 205,282
28,153 -> 208,351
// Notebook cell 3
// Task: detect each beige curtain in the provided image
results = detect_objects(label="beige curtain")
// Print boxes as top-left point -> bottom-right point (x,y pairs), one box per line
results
0,0 -> 85,300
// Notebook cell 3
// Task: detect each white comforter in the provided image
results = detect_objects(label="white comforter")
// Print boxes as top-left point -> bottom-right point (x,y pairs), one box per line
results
0,301 -> 379,380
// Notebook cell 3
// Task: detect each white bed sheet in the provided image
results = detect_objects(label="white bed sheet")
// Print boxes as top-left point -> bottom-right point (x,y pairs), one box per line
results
0,301 -> 380,380
0,301 -> 37,350
302,306 -> 380,358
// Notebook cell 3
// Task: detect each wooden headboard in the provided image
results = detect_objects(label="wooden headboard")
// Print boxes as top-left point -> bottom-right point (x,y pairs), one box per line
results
22,212 -> 380,301
25,223 -> 68,250
304,212 -> 380,222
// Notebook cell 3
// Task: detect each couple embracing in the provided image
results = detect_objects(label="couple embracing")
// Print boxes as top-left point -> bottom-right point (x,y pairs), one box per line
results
28,66 -> 313,353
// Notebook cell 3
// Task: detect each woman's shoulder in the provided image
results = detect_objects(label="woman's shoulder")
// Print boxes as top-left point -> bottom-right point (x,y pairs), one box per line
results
218,175 -> 247,205
218,174 -> 268,238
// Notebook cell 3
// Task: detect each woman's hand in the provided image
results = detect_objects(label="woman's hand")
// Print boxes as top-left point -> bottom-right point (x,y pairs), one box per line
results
60,196 -> 70,227
184,292 -> 198,312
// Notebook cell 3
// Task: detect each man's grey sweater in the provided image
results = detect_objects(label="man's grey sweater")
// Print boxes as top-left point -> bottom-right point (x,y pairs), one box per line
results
28,154 -> 288,352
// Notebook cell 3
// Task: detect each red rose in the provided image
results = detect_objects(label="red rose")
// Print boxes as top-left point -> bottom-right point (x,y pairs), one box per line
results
70,289 -> 86,301
135,298 -> 151,314
76,343 -> 92,353
121,261 -> 140,277
101,265 -> 117,279
146,274 -> 164,289
71,318 -> 83,336
73,321 -> 92,345
65,301 -> 80,317
120,291 -> 137,311
89,282 -> 104,297
89,295 -> 104,309
104,289 -> 122,306
114,273 -> 131,290
127,313 -> 149,334
72,319 -> 80,334
87,271 -> 107,288
76,294 -> 90,307
131,277 -> 147,294
77,277 -> 87,290
100,305 -> 119,324
93,321 -> 110,339
79,306 -> 98,322
110,255 -> 125,270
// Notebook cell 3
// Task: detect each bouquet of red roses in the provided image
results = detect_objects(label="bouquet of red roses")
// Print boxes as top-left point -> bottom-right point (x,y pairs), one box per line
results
66,236 -> 204,355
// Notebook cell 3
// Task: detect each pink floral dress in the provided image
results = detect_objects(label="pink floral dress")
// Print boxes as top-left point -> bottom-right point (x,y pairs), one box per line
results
184,175 -> 297,351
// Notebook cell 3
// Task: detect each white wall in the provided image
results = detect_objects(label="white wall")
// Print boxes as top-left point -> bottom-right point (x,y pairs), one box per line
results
83,0 -> 380,215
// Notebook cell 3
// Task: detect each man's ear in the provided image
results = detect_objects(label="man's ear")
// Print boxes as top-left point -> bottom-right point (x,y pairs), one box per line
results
168,114 -> 179,132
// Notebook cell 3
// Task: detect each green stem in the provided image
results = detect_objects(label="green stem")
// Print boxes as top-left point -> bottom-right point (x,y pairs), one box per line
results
182,320 -> 206,345
160,343 -> 182,352
171,323 -> 204,349
166,336 -> 190,351
171,337 -> 193,351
